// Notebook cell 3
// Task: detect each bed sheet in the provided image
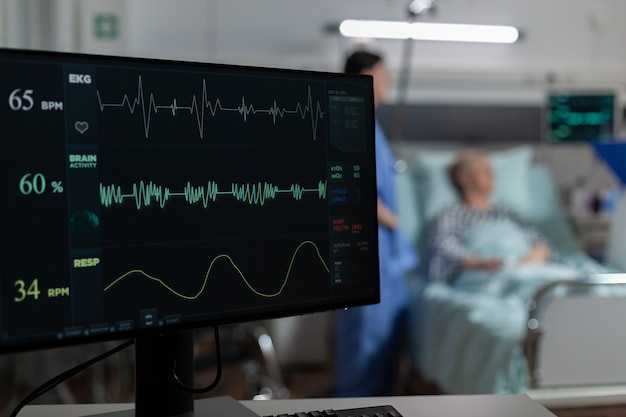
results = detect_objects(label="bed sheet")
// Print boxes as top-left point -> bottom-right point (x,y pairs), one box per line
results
397,146 -> 625,392
408,252 -> 617,394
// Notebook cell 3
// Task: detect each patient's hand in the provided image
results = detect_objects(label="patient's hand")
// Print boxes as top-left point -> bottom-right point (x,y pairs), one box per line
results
519,243 -> 550,265
377,198 -> 399,229
461,256 -> 502,271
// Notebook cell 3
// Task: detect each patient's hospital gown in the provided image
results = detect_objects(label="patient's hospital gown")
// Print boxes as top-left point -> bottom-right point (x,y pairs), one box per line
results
334,122 -> 418,396
426,203 -> 546,283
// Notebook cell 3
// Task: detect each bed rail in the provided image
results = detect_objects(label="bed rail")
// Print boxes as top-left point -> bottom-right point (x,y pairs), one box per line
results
524,273 -> 626,388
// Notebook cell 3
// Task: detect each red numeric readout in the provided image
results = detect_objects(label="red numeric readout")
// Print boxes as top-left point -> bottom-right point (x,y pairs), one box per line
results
331,217 -> 364,233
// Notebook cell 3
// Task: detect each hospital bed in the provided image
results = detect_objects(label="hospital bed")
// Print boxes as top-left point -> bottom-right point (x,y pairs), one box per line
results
394,145 -> 626,399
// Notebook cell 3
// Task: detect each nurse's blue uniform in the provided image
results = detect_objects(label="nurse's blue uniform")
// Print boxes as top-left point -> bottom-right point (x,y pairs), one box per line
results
335,122 -> 419,396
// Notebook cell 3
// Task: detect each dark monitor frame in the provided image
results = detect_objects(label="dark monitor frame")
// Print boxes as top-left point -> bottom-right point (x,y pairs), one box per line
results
0,48 -> 379,416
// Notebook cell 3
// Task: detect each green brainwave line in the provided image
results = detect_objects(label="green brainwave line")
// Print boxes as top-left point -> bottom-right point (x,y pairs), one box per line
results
183,180 -> 220,207
100,180 -> 327,209
230,181 -> 278,206
103,240 -> 330,299
316,180 -> 327,199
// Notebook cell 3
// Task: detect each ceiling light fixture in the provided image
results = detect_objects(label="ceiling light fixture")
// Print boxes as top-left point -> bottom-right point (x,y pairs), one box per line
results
407,0 -> 438,17
339,19 -> 520,44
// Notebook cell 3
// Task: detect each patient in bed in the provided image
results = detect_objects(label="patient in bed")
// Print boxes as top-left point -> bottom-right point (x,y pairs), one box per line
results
425,149 -> 553,286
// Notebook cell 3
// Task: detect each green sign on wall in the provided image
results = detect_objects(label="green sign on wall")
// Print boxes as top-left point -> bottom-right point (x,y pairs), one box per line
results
93,14 -> 120,40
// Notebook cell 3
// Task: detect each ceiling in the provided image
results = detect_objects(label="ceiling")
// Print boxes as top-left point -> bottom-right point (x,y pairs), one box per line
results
9,0 -> 626,104
120,0 -> 626,103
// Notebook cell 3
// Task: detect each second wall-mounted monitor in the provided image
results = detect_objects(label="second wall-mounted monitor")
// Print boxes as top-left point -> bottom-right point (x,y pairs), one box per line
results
545,90 -> 618,143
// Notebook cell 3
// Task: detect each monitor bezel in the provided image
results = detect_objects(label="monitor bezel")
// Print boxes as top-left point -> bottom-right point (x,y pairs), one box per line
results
0,48 -> 380,355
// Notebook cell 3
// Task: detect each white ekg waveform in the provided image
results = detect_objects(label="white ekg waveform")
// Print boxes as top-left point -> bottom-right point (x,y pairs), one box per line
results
96,76 -> 325,140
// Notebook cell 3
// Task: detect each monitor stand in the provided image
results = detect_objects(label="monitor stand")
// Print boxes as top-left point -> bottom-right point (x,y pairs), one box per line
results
91,332 -> 260,417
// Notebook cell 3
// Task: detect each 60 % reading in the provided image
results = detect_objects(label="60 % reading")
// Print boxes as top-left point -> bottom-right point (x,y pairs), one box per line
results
19,173 -> 63,195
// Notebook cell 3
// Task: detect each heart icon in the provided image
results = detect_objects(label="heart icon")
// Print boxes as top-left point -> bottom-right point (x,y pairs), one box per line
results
75,121 -> 89,134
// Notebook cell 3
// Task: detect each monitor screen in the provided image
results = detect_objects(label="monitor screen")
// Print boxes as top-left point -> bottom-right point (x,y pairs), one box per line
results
0,49 -> 379,356
545,90 -> 617,143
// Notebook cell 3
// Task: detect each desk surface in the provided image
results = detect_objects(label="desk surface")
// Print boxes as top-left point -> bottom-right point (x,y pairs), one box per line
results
18,394 -> 557,417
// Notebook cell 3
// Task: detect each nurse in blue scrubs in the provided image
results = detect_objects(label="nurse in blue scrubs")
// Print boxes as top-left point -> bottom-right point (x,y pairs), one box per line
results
335,50 -> 419,397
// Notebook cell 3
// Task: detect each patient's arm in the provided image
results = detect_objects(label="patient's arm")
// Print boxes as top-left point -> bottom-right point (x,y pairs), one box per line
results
519,243 -> 551,265
461,256 -> 502,271
377,198 -> 399,229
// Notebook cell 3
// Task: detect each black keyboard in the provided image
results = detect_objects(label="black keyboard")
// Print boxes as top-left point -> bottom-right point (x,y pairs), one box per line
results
263,404 -> 403,417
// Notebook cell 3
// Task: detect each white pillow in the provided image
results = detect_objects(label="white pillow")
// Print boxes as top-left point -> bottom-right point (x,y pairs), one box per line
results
413,146 -> 534,225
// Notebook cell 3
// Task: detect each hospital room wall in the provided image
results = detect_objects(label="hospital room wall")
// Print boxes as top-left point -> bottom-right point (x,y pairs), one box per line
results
379,102 -> 621,207
391,139 -> 617,215
3,0 -> 622,257
3,1 -> 623,245
5,1 -> 626,76
1,0 -> 625,373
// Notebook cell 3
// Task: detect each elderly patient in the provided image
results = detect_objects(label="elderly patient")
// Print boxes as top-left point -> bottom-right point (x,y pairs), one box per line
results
425,150 -> 551,284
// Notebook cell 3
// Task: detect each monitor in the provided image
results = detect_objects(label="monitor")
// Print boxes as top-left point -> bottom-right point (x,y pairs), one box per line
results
0,49 -> 379,416
545,89 -> 618,143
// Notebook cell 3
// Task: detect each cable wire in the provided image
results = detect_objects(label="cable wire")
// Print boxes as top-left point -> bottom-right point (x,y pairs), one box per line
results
172,326 -> 222,394
9,339 -> 135,417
